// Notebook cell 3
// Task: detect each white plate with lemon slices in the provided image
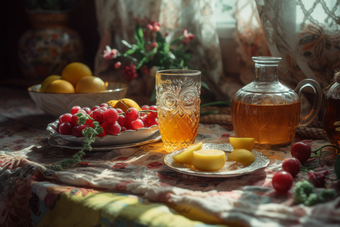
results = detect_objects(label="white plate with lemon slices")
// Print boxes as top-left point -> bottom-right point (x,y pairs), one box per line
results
163,142 -> 270,178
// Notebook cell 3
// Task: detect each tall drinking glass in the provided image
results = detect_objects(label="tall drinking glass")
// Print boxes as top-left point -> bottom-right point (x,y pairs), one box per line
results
156,69 -> 201,153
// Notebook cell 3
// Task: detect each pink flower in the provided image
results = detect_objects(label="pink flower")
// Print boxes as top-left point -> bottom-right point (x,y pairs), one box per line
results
153,25 -> 160,32
308,170 -> 329,188
147,24 -> 153,31
115,62 -> 121,69
182,29 -> 188,36
188,33 -> 195,40
182,36 -> 190,45
103,45 -> 118,59
150,42 -> 158,49
164,32 -> 169,37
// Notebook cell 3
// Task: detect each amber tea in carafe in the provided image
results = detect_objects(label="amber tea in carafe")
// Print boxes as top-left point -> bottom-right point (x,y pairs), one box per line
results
232,100 -> 301,147
231,57 -> 322,149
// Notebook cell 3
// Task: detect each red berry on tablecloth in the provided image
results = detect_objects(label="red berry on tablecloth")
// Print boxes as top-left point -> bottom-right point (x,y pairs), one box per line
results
282,158 -> 301,177
290,142 -> 311,162
272,171 -> 293,194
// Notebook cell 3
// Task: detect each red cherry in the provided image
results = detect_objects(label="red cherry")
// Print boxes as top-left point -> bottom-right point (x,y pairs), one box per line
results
59,113 -> 72,124
141,105 -> 150,110
282,158 -> 301,177
125,107 -> 139,122
104,108 -> 119,124
290,142 -> 312,162
100,103 -> 108,108
91,105 -> 100,111
115,108 -> 123,113
71,106 -> 81,115
149,105 -> 157,118
131,119 -> 144,130
59,122 -> 73,135
117,114 -> 125,126
272,171 -> 293,194
92,109 -> 104,122
72,124 -> 86,137
71,114 -> 79,126
82,107 -> 91,114
106,122 -> 121,135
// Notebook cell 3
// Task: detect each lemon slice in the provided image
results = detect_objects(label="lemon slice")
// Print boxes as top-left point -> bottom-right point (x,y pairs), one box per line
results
193,149 -> 226,171
229,137 -> 255,151
173,142 -> 203,164
227,148 -> 255,165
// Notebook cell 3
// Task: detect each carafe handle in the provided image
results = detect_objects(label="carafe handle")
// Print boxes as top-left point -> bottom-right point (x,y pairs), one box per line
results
294,79 -> 322,126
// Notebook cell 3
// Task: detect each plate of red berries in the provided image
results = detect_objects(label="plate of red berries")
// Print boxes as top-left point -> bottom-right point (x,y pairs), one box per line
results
46,103 -> 160,146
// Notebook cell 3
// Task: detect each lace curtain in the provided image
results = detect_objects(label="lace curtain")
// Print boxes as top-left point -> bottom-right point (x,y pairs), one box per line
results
94,0 -> 226,100
234,0 -> 340,92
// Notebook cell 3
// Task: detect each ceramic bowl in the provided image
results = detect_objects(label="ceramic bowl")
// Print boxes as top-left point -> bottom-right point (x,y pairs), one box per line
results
28,82 -> 128,117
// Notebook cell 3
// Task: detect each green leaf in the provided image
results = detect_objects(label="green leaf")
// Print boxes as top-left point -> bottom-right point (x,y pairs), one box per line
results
183,53 -> 191,61
170,35 -> 184,45
121,40 -> 132,48
163,43 -> 170,54
149,89 -> 156,102
134,22 -> 144,47
156,32 -> 165,44
200,110 -> 219,116
124,49 -> 136,56
201,81 -> 211,91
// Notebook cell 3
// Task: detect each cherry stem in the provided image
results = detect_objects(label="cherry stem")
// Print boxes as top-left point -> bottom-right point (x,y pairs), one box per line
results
301,144 -> 340,172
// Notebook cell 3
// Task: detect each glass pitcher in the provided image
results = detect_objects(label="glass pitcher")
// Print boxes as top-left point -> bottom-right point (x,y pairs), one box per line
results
323,72 -> 340,148
231,56 -> 322,149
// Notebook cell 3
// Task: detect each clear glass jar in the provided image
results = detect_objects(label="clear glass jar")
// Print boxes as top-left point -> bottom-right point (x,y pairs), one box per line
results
323,74 -> 340,147
231,56 -> 322,149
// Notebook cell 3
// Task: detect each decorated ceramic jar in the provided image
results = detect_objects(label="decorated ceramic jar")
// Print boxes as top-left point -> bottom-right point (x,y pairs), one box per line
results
18,12 -> 83,82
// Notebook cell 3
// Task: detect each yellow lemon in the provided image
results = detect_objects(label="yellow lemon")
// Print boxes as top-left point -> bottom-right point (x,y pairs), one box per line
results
61,62 -> 92,87
227,148 -> 255,165
173,142 -> 203,164
44,80 -> 75,93
229,137 -> 255,151
107,100 -> 119,108
112,98 -> 142,112
193,149 -> 226,171
76,76 -> 106,93
40,75 -> 61,92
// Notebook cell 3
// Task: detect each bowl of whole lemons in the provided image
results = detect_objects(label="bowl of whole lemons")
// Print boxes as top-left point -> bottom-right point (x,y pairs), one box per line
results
28,62 -> 128,117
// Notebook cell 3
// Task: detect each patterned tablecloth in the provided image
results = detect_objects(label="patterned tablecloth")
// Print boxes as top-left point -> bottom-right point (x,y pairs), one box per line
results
0,87 -> 339,227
